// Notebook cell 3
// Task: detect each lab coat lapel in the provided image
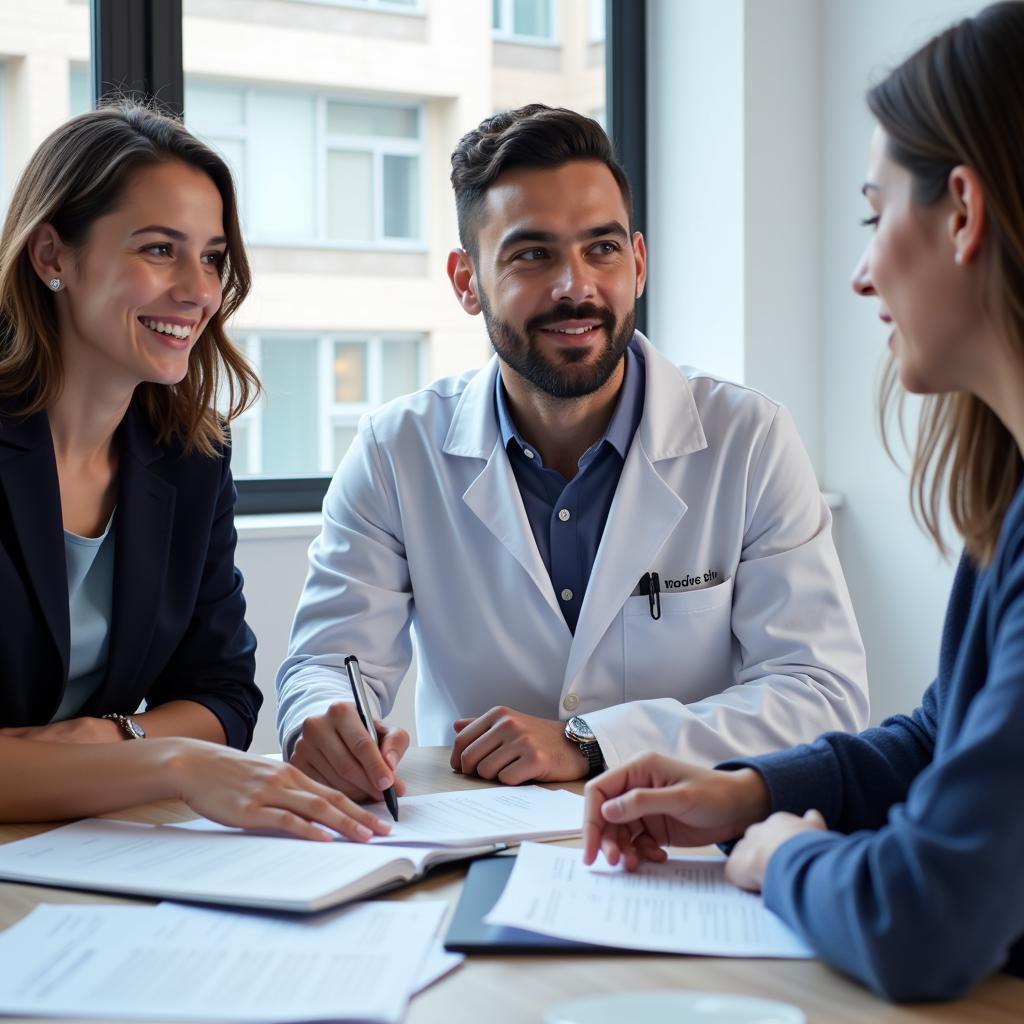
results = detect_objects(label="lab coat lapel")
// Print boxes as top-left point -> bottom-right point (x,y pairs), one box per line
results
445,356 -> 563,618
0,409 -> 69,678
563,337 -> 708,690
93,404 -> 176,704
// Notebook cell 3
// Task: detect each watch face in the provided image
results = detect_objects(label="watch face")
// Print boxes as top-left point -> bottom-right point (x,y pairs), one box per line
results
566,715 -> 594,742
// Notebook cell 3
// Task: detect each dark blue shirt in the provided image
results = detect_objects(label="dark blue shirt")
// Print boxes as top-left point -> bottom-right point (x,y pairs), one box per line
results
494,338 -> 646,633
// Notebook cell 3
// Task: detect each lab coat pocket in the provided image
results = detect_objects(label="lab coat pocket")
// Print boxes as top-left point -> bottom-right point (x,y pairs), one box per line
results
623,576 -> 735,702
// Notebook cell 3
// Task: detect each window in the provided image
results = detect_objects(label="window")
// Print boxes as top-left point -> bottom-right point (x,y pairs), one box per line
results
493,0 -> 558,44
230,333 -> 424,477
69,65 -> 91,117
186,83 -> 424,248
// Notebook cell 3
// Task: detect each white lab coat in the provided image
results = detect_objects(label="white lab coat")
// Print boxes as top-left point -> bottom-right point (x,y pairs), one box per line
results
277,334 -> 868,766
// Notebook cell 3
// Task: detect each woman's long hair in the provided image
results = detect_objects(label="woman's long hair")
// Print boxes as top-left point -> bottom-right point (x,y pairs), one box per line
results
871,1 -> 1024,565
0,99 -> 259,456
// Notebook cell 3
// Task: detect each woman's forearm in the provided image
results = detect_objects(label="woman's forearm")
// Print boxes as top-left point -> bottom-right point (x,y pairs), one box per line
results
0,737 -> 192,822
136,700 -> 227,744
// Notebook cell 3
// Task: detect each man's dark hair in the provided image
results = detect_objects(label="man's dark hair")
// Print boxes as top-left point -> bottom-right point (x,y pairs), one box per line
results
450,103 -> 632,256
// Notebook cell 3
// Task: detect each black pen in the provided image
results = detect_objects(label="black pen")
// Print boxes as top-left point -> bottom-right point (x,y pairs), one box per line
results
344,655 -> 399,821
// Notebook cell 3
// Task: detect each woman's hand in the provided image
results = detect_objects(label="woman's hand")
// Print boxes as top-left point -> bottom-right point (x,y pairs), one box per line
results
0,718 -> 123,743
582,753 -> 772,870
725,809 -> 826,891
167,740 -> 393,843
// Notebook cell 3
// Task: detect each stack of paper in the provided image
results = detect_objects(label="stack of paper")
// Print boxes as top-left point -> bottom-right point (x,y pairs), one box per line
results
484,841 -> 813,958
0,900 -> 452,1023
0,785 -> 584,912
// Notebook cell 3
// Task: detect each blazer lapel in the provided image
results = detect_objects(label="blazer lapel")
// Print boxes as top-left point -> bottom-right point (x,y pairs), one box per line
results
0,408 -> 69,679
91,404 -> 176,707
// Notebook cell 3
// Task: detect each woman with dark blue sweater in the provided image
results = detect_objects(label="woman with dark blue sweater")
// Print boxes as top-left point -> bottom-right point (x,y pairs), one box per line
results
582,2 -> 1024,1002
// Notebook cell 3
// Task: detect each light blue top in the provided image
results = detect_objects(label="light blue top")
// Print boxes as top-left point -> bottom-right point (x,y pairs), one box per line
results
50,513 -> 116,722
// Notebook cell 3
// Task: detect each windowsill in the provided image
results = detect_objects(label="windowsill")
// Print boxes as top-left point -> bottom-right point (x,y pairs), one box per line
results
236,493 -> 847,538
492,33 -> 560,48
294,0 -> 424,14
248,239 -> 428,254
235,512 -> 322,540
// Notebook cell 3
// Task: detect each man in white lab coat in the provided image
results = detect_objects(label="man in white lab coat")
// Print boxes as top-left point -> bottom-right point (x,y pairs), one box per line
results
277,105 -> 867,802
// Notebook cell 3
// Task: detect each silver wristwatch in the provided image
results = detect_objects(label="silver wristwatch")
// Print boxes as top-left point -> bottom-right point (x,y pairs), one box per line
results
564,715 -> 603,777
102,713 -> 146,740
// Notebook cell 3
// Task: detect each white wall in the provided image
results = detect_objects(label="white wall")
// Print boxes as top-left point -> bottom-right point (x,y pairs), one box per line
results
647,0 -> 982,722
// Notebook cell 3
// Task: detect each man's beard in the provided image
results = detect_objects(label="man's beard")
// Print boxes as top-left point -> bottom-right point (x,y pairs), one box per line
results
479,292 -> 636,400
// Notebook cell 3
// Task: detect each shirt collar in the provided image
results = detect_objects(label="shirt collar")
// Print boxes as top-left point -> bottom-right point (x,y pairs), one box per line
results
494,335 -> 645,465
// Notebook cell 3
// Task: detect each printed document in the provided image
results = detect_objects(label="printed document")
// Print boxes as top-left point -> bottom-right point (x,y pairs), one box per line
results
0,900 -> 446,1023
485,841 -> 813,958
360,785 -> 584,845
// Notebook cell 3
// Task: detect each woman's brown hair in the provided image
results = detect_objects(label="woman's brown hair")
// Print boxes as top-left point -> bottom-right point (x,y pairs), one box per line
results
0,98 -> 259,456
870,1 -> 1024,565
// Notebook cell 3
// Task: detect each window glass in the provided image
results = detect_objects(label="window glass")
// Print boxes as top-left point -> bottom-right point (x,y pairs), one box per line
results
381,341 -> 420,402
382,154 -> 419,239
334,342 -> 368,403
333,424 -> 359,462
513,0 -> 551,38
327,101 -> 418,139
69,66 -> 91,116
249,93 -> 317,239
327,150 -> 375,241
260,336 -> 320,475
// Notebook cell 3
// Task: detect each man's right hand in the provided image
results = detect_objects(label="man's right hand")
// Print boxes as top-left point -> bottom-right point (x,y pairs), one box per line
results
289,702 -> 410,802
582,753 -> 772,870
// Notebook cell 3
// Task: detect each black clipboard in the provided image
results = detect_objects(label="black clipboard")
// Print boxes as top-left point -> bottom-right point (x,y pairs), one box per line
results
443,854 -> 641,955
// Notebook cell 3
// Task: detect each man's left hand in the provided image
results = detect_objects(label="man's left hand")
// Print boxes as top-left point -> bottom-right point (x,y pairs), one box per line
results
450,707 -> 588,784
0,717 -> 125,744
725,809 -> 826,892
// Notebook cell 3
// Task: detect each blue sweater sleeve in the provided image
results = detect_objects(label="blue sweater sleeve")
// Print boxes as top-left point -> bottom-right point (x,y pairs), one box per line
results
758,553 -> 1024,1001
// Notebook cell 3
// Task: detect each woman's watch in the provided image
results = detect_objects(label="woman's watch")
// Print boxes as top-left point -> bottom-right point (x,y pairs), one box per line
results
102,713 -> 146,740
564,715 -> 604,777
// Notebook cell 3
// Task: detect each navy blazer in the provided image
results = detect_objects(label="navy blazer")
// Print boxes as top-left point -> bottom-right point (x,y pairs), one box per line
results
0,398 -> 261,749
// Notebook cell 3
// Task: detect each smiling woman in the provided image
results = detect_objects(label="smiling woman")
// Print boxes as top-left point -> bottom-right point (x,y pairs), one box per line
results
0,101 -> 391,842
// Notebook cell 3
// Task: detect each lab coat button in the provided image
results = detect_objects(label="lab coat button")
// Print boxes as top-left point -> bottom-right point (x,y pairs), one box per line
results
560,588 -> 573,601
563,693 -> 580,711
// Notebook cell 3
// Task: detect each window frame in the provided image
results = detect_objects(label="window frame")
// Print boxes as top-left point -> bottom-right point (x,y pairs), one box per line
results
93,0 -> 645,515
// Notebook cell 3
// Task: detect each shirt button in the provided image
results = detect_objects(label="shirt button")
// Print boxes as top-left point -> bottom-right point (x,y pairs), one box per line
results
563,693 -> 580,712
560,588 -> 573,602
523,448 -> 535,459
558,508 -> 571,522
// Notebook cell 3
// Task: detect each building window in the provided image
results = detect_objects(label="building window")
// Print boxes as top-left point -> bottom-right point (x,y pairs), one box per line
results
186,83 -> 424,248
230,333 -> 424,477
493,0 -> 558,44
69,65 -> 91,116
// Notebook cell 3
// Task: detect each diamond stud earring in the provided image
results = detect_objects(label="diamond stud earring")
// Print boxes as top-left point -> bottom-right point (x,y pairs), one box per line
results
48,278 -> 62,291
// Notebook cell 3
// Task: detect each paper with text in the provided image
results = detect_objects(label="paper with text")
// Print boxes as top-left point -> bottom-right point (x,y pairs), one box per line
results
359,785 -> 584,846
0,900 -> 446,1022
484,842 -> 813,958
